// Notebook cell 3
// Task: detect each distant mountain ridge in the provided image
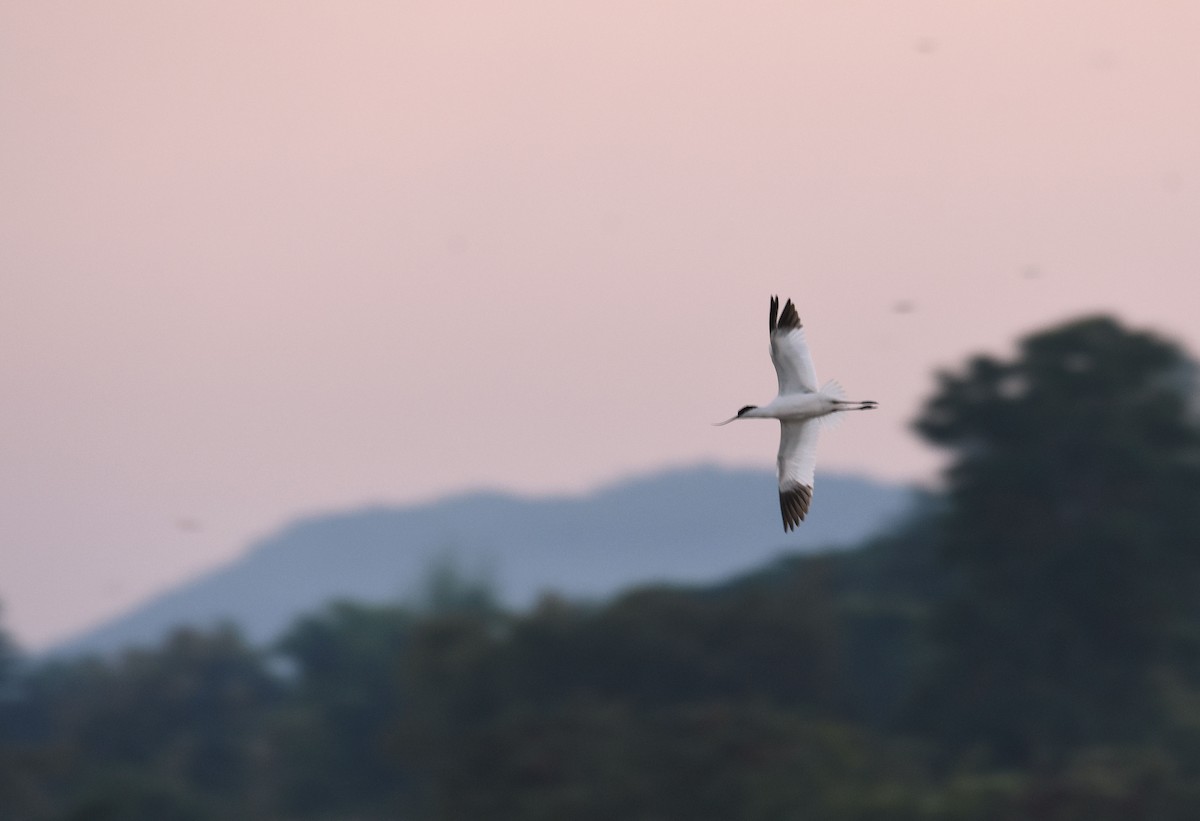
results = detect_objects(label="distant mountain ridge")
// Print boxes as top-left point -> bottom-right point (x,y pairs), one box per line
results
51,465 -> 914,657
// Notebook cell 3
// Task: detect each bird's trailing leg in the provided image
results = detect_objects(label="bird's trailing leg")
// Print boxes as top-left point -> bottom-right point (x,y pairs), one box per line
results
834,400 -> 878,411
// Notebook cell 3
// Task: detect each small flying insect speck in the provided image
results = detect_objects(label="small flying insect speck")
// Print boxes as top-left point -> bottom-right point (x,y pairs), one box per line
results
715,296 -> 878,531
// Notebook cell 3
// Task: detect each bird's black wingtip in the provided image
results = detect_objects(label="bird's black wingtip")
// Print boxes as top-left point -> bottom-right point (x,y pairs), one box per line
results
779,484 -> 813,531
776,298 -> 802,332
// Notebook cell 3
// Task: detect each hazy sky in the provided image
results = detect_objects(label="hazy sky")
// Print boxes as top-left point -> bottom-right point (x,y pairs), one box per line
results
3,2 -> 1199,650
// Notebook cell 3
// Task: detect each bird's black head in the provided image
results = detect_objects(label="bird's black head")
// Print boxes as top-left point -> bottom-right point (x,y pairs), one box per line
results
736,405 -> 757,417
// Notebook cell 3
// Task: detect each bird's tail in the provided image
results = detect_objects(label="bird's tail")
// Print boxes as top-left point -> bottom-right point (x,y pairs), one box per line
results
820,379 -> 846,401
819,379 -> 846,429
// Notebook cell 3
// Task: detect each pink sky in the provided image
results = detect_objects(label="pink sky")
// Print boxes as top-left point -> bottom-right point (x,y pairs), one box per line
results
3,2 -> 1199,650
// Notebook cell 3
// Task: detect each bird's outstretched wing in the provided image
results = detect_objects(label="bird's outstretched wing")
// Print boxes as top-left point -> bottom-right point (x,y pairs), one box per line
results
777,418 -> 819,531
769,296 -> 818,395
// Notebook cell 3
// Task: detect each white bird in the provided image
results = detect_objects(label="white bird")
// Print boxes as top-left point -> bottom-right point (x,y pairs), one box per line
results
716,296 -> 877,531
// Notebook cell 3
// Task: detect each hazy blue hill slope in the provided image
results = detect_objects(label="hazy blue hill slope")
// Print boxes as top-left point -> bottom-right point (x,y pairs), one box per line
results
52,465 -> 914,657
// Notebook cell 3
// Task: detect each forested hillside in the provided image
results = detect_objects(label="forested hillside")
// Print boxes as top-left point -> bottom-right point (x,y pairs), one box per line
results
3,314 -> 1200,820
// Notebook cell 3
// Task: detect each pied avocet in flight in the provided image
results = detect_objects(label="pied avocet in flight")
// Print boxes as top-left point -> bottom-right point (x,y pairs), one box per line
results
716,296 -> 877,531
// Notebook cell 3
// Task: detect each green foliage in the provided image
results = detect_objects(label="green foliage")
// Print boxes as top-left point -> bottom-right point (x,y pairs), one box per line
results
59,767 -> 210,821
393,579 -> 947,821
272,602 -> 417,817
914,316 -> 1200,760
3,626 -> 279,820
412,551 -> 500,618
414,698 -> 934,821
510,575 -> 841,707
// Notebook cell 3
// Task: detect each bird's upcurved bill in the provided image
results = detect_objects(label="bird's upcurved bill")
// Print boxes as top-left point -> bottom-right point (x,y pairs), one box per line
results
712,415 -> 740,426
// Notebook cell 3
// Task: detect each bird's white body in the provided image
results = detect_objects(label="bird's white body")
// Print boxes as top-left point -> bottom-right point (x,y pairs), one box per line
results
716,296 -> 876,531
736,391 -> 842,422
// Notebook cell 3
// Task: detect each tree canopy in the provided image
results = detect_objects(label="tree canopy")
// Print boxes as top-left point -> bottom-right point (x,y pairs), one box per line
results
914,316 -> 1200,759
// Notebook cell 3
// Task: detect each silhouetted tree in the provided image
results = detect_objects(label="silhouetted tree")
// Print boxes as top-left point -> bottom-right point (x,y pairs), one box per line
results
272,602 -> 416,817
914,315 -> 1200,760
7,625 -> 281,818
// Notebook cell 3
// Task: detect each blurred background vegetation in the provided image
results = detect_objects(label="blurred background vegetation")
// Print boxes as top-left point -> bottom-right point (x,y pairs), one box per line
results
3,313 -> 1200,820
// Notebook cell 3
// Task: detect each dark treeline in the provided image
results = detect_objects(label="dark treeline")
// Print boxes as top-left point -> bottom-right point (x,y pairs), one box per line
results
4,314 -> 1200,820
